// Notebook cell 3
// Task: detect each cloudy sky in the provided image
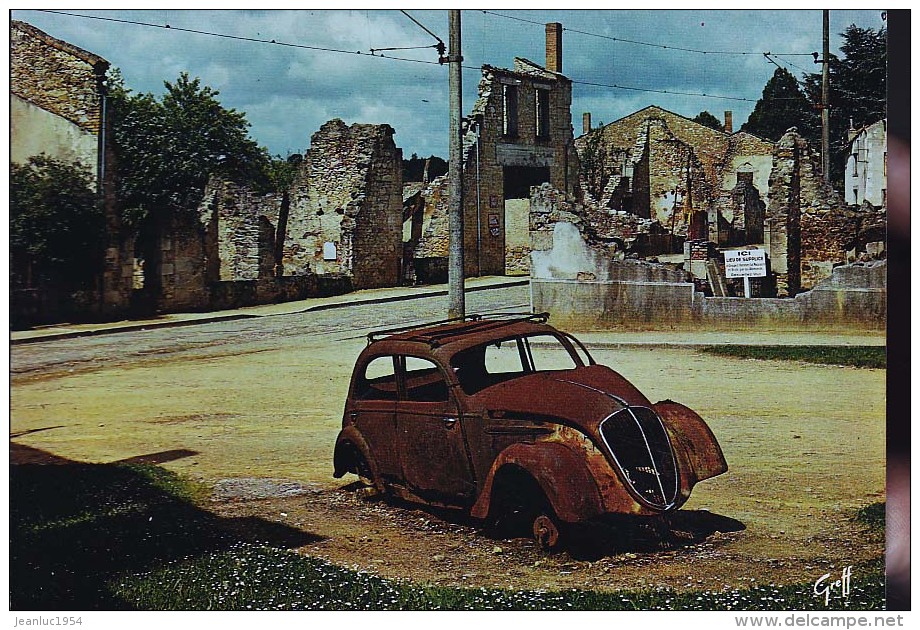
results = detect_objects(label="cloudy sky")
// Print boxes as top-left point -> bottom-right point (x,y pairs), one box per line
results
12,7 -> 885,159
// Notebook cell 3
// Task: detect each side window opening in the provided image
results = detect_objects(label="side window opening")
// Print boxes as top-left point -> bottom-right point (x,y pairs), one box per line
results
451,335 -> 580,395
356,356 -> 397,401
403,356 -> 449,403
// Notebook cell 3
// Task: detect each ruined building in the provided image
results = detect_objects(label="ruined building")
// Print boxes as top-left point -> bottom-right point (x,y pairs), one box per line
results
766,129 -> 886,296
408,23 -> 580,278
10,20 -> 132,323
575,106 -> 774,246
197,118 -> 404,302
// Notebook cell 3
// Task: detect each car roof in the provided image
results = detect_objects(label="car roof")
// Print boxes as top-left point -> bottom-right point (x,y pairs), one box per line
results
365,314 -> 560,356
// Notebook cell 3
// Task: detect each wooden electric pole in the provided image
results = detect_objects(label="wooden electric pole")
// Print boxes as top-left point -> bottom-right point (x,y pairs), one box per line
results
821,9 -> 831,182
447,9 -> 465,319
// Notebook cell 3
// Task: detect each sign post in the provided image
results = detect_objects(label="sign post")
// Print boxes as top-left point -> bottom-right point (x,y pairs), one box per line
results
723,249 -> 767,298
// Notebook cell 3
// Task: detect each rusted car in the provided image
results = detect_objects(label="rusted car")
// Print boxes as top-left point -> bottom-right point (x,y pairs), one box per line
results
333,313 -> 726,549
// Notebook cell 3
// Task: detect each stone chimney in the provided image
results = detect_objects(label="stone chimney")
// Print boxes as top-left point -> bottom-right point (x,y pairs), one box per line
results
583,112 -> 592,135
724,110 -> 733,133
546,22 -> 562,73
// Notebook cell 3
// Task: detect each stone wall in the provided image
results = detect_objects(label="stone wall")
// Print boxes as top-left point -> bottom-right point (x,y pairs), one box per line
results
576,106 -> 774,243
533,260 -> 886,331
10,21 -> 108,134
765,129 -> 885,296
284,119 -> 403,289
198,178 -> 281,281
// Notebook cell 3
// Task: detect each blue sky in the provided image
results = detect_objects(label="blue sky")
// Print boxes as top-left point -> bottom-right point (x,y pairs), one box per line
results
11,8 -> 885,159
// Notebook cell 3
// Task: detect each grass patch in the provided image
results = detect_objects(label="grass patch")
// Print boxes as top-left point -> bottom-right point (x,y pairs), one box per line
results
854,502 -> 886,533
112,545 -> 885,611
11,458 -> 885,611
699,345 -> 886,369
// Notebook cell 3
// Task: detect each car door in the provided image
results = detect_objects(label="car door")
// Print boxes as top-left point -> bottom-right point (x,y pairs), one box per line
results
395,355 -> 475,502
350,354 -> 400,481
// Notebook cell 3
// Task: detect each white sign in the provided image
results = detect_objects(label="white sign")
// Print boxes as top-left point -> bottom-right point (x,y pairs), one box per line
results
724,249 -> 767,278
323,242 -> 337,261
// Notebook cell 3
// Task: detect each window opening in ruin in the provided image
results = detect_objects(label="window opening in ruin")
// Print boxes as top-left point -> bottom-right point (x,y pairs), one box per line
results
535,88 -> 550,139
503,84 -> 518,137
737,171 -> 754,187
502,166 -> 550,200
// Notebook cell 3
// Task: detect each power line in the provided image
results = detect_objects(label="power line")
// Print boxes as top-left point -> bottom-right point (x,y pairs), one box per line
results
38,9 -> 445,67
482,10 -> 815,57
572,79 -> 758,103
38,9 -> 770,105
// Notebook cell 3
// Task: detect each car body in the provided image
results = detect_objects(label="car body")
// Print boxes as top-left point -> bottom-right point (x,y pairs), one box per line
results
333,313 -> 727,549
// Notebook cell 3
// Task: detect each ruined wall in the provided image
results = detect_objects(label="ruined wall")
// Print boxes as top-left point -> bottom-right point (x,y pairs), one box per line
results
534,260 -> 886,331
284,119 -> 403,289
765,130 -> 883,295
198,178 -> 281,281
575,106 -> 774,243
456,58 -> 579,276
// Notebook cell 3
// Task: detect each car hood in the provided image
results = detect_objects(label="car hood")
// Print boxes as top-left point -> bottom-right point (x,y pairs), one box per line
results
469,365 -> 653,433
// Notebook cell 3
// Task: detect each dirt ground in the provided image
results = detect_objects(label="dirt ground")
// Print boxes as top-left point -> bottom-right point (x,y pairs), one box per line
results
10,329 -> 886,594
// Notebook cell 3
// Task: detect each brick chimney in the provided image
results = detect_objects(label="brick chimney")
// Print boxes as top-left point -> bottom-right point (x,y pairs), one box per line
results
546,22 -> 562,73
583,112 -> 592,135
724,110 -> 733,134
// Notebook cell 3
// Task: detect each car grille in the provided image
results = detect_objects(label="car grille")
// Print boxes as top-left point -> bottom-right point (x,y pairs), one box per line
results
599,406 -> 679,509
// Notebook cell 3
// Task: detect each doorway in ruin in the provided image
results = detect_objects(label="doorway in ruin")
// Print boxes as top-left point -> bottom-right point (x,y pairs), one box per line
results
502,165 -> 550,275
735,165 -> 765,245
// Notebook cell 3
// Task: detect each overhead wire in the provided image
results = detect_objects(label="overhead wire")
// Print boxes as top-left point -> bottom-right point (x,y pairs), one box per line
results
38,9 -> 779,104
482,9 -> 816,57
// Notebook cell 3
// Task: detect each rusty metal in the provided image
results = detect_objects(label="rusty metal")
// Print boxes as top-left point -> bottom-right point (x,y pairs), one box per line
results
334,316 -> 727,542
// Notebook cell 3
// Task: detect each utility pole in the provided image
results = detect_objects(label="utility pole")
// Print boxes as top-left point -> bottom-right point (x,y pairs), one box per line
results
821,9 -> 831,182
447,9 -> 465,319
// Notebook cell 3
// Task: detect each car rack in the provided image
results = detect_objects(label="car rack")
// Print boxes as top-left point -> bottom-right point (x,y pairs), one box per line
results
366,312 -> 550,345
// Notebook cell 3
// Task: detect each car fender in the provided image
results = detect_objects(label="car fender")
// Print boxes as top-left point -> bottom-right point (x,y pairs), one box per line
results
653,400 -> 728,486
332,426 -> 385,492
470,441 -> 605,523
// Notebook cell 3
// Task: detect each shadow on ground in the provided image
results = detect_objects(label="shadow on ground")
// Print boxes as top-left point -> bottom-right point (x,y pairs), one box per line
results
9,443 -> 323,610
343,482 -> 745,560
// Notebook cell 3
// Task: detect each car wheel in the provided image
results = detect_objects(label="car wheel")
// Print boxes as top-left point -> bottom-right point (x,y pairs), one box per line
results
532,511 -> 563,551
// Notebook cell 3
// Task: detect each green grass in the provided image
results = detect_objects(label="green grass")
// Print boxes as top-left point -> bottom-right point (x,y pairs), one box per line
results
10,459 -> 886,611
699,345 -> 886,369
112,545 -> 885,611
854,502 -> 886,533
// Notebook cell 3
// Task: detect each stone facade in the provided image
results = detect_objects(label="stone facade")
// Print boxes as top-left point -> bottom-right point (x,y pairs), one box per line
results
766,129 -> 886,296
845,119 -> 887,208
284,119 -> 403,289
411,45 -> 580,279
10,20 -> 132,324
198,178 -> 281,282
576,106 -> 774,244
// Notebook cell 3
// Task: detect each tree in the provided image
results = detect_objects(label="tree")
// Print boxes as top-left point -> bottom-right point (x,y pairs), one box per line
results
402,154 -> 448,183
109,71 -> 273,226
741,68 -> 819,142
10,156 -> 105,289
693,111 -> 724,131
805,24 -> 887,185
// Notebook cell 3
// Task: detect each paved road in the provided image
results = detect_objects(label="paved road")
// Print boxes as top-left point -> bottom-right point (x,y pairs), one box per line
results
11,285 -> 532,380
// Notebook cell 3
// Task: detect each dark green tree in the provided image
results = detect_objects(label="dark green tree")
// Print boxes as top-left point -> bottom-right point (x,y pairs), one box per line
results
692,111 -> 724,131
805,24 -> 887,185
402,154 -> 448,183
109,71 -> 272,227
741,68 -> 819,142
10,156 -> 105,289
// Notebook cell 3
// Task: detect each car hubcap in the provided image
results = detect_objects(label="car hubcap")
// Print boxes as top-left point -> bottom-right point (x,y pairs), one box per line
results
533,514 -> 560,549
